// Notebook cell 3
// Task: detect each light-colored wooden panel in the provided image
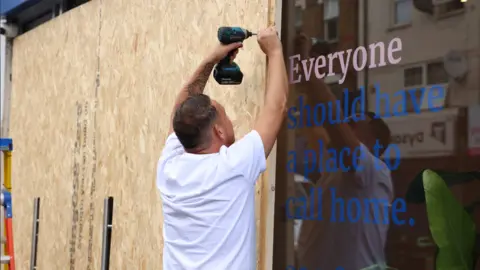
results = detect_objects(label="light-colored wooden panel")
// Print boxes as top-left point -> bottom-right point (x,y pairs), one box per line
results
98,0 -> 270,268
9,0 -> 274,269
10,1 -> 101,269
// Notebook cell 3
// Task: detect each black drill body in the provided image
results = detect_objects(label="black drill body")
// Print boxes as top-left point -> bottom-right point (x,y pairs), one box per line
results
213,27 -> 254,85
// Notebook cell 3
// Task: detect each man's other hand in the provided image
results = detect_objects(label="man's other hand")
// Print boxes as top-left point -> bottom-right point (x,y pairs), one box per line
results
257,26 -> 282,57
295,32 -> 329,59
207,42 -> 243,63
294,33 -> 312,59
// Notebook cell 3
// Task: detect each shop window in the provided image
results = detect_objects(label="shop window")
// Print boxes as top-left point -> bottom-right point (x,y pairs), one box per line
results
393,0 -> 413,26
323,0 -> 339,42
277,0 -> 478,269
403,61 -> 448,112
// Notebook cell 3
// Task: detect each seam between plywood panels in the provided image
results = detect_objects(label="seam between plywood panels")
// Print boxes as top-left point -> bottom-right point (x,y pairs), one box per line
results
259,0 -> 282,269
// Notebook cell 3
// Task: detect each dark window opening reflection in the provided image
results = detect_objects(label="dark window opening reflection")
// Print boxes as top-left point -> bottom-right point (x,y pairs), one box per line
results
274,0 -> 480,269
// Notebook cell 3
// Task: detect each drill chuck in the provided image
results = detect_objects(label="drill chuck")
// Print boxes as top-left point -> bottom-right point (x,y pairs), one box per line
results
217,27 -> 253,44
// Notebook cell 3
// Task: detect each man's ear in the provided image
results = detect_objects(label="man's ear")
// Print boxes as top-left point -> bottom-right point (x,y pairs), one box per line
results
213,124 -> 226,141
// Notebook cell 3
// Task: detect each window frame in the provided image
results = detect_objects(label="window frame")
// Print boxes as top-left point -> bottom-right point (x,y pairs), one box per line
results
403,61 -> 448,112
323,0 -> 339,42
392,0 -> 413,27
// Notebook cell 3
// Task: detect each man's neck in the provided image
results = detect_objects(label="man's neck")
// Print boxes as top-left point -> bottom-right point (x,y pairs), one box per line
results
186,143 -> 221,155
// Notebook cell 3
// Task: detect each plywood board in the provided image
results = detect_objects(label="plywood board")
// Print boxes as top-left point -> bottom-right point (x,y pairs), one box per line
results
10,2 -> 101,269
9,0 -> 273,269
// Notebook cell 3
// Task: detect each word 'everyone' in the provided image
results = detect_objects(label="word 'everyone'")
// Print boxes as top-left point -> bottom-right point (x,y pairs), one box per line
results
289,38 -> 402,84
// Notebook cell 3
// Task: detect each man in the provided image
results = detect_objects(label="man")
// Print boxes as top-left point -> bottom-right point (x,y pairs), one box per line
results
294,34 -> 394,270
156,26 -> 288,270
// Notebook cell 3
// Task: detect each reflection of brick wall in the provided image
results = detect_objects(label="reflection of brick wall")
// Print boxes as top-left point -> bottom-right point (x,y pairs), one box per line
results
297,0 -> 359,94
292,0 -> 360,169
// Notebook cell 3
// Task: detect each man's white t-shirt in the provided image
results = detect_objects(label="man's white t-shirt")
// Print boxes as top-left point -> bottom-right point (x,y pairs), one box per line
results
156,130 -> 266,270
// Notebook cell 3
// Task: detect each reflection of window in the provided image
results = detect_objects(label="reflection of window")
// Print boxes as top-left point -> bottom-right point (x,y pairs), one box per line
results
295,0 -> 306,10
393,0 -> 412,26
323,0 -> 339,42
403,61 -> 448,112
435,0 -> 465,16
295,0 -> 306,28
295,7 -> 303,28
404,66 -> 423,87
404,62 -> 448,87
427,62 -> 448,85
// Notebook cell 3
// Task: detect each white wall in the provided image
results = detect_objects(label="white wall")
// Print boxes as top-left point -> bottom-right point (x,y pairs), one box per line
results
359,0 -> 480,114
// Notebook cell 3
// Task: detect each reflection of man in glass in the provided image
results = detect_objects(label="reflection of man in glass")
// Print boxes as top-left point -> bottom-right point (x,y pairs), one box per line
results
294,33 -> 394,270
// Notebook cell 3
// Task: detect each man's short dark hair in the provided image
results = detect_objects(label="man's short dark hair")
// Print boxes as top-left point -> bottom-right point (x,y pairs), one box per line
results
173,94 -> 217,150
366,111 -> 391,156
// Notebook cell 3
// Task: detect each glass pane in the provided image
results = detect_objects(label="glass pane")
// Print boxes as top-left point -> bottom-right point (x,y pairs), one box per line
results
324,0 -> 339,20
295,0 -> 307,10
295,7 -> 303,28
406,89 -> 423,112
394,0 -> 412,25
326,18 -> 338,40
404,66 -> 423,87
330,83 -> 343,99
427,62 -> 448,85
276,0 -> 477,269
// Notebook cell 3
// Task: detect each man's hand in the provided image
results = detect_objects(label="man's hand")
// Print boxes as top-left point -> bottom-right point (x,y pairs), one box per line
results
206,42 -> 243,63
294,32 -> 330,59
257,26 -> 283,57
294,33 -> 313,59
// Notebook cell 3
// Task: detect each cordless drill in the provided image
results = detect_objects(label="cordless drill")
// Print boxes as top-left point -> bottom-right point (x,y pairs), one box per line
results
213,27 -> 255,85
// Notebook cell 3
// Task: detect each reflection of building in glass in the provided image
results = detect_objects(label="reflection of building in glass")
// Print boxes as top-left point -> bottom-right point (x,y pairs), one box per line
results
356,1 -> 480,269
278,0 -> 480,269
360,0 -> 478,114
293,0 -> 358,103
289,0 -> 361,183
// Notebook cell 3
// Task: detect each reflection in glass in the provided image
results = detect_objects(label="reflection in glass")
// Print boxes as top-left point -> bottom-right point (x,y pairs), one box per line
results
404,67 -> 423,88
394,0 -> 412,26
275,0 -> 480,269
324,0 -> 339,42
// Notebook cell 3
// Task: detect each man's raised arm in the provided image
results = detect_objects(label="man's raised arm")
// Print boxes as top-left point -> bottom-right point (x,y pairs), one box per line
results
254,26 -> 289,157
168,42 -> 243,134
